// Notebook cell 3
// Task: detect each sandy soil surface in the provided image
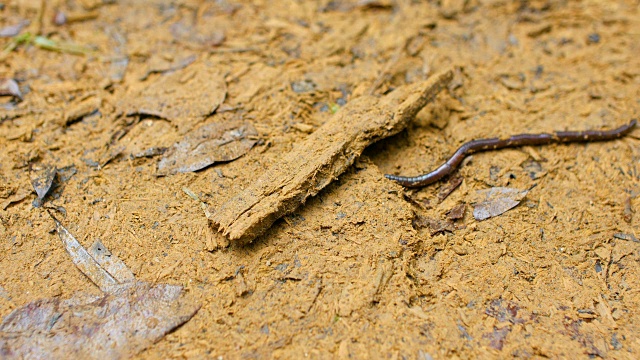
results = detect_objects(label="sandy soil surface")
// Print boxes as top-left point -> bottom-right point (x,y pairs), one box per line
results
1,0 -> 640,358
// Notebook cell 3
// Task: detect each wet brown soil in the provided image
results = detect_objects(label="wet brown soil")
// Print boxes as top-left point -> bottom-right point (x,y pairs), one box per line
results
1,0 -> 640,358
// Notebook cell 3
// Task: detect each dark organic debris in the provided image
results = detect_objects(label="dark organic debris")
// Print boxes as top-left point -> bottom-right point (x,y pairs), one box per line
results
521,159 -> 545,180
472,187 -> 529,221
321,0 -> 393,12
562,318 -> 608,357
485,299 -> 525,324
412,214 -> 454,236
30,165 -> 57,200
132,146 -> 168,159
483,327 -> 511,351
157,120 -> 258,175
403,192 -> 432,210
0,281 -> 200,360
613,233 -> 639,243
437,176 -> 463,202
446,203 -> 466,220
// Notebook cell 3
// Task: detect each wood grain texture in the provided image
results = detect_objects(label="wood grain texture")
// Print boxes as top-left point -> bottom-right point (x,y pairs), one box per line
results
211,68 -> 454,242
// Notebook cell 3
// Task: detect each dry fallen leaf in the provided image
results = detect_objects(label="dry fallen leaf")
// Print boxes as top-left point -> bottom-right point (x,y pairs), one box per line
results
157,120 -> 258,175
50,211 -> 118,290
30,165 -> 57,200
89,239 -> 136,283
472,187 -> 529,221
0,213 -> 201,359
0,281 -> 200,360
0,78 -> 22,100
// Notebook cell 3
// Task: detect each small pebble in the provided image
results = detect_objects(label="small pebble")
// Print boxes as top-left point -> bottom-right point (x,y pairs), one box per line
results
587,33 -> 600,44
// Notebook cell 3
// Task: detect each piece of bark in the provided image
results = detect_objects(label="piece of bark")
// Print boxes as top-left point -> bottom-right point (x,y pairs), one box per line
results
211,68 -> 454,242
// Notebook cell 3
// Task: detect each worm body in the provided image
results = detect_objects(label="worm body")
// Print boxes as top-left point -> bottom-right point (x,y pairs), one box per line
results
385,119 -> 637,188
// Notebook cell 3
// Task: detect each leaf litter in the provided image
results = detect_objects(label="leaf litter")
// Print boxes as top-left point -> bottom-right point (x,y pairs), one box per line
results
472,187 -> 530,221
157,119 -> 258,175
0,281 -> 200,360
103,59 -> 237,171
29,164 -> 57,200
0,212 -> 200,359
2,1 -> 640,358
0,78 -> 22,100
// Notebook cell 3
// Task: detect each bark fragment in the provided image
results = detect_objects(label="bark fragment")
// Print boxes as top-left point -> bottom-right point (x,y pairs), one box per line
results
211,68 -> 454,242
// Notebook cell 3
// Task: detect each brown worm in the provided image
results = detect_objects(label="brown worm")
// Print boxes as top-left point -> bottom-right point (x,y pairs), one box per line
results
385,119 -> 637,188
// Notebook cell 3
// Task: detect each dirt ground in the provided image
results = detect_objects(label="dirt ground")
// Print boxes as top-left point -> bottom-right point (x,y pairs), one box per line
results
1,0 -> 640,358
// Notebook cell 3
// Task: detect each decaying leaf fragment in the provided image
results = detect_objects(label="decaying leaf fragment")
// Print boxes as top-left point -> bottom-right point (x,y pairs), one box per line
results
89,239 -> 136,283
0,213 -> 201,360
0,78 -> 22,99
157,120 -> 258,175
0,281 -> 200,360
211,68 -> 454,242
30,165 -> 57,200
49,212 -> 118,290
472,187 -> 529,221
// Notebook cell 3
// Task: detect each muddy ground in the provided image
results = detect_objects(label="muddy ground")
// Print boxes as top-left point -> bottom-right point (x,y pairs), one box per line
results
1,0 -> 640,358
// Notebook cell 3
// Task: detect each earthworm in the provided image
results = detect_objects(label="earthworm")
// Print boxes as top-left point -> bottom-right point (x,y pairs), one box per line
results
385,119 -> 637,188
